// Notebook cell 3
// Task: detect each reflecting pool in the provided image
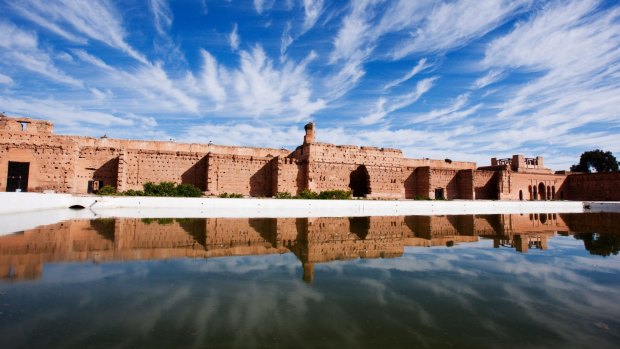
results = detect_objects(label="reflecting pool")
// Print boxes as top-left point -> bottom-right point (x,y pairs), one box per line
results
1,213 -> 619,348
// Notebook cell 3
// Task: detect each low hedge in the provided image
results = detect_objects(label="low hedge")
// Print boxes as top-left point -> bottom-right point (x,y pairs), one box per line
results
97,182 -> 203,197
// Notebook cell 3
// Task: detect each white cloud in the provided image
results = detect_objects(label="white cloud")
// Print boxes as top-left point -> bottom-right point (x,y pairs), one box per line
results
10,0 -> 149,64
149,0 -> 173,35
412,93 -> 470,123
0,95 -> 132,128
197,50 -> 227,103
253,0 -> 274,14
477,0 -> 620,159
360,77 -> 437,125
472,69 -> 504,89
233,46 -> 325,119
0,21 -> 82,87
180,123 -> 304,148
280,21 -> 293,56
391,0 -> 531,59
302,0 -> 324,34
228,23 -> 240,51
0,73 -> 13,85
383,58 -> 431,90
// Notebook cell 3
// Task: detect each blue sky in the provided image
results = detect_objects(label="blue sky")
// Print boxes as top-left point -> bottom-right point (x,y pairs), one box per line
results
0,0 -> 619,169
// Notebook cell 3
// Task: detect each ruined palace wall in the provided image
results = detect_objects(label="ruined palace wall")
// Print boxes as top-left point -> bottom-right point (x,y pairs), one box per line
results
472,170 -> 499,200
306,144 -> 404,197
121,150 -> 207,191
273,157 -> 307,195
0,129 -> 78,193
565,172 -> 620,201
428,169 -> 460,199
308,143 -> 404,166
206,154 -> 274,196
75,147 -> 121,193
498,171 -> 568,201
403,158 -> 476,170
366,166 -> 405,199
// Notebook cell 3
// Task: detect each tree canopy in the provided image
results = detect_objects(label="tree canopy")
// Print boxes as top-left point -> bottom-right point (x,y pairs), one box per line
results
570,149 -> 619,173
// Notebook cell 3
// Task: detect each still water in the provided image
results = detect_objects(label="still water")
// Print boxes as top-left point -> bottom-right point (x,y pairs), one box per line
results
1,213 -> 619,348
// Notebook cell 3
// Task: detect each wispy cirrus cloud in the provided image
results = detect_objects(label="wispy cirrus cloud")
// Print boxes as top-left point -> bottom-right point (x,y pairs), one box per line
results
471,69 -> 504,90
149,0 -> 173,35
9,0 -> 149,64
479,0 -> 620,153
361,77 -> 437,125
383,58 -> 431,91
228,23 -> 240,51
390,0 -> 532,59
0,21 -> 82,86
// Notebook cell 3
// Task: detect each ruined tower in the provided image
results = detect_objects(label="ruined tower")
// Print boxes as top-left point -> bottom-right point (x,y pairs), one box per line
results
303,122 -> 315,144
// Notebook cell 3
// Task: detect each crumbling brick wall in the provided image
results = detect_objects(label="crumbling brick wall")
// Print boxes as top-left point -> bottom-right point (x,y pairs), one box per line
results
206,153 -> 274,196
565,172 -> 620,201
472,170 -> 498,200
272,157 -> 307,195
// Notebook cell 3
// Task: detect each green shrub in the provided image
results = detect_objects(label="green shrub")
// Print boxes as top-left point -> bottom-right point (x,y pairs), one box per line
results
97,185 -> 117,196
296,189 -> 319,199
318,190 -> 352,200
175,183 -> 203,197
274,192 -> 293,199
123,189 -> 144,196
218,192 -> 244,198
414,195 -> 431,200
143,181 -> 177,196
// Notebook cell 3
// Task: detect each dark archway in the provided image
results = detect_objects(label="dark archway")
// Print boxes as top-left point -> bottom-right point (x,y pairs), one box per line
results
519,190 -> 523,201
538,183 -> 546,201
6,161 -> 29,192
349,165 -> 371,197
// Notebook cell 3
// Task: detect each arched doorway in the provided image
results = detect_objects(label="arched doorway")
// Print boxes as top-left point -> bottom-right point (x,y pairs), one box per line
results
519,190 -> 523,201
349,165 -> 371,197
538,183 -> 546,201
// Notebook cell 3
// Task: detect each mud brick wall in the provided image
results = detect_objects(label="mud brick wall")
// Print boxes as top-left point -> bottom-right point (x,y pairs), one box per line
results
413,167 -> 431,198
0,129 -> 79,193
403,158 -> 477,170
428,168 -> 460,199
498,171 -> 567,201
76,147 -> 121,193
366,165 -> 405,198
308,143 -> 404,166
565,172 -> 620,201
472,170 -> 498,200
121,150 -> 208,191
206,153 -> 274,196
456,170 -> 475,200
307,162 -> 355,192
273,157 -> 307,195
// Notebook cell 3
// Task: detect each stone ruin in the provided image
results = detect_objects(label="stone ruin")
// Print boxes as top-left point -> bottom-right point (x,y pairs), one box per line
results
1,113 -> 619,201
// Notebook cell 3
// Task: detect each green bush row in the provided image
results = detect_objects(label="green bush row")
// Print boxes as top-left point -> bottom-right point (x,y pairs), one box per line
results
97,182 -> 203,197
217,192 -> 244,198
275,189 -> 353,200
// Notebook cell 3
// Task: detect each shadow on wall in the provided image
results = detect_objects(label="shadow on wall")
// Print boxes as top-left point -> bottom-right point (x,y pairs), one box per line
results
93,158 -> 119,190
250,162 -> 273,197
181,155 -> 208,191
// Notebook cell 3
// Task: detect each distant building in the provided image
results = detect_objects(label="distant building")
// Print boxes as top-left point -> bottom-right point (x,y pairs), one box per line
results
1,113 -> 618,200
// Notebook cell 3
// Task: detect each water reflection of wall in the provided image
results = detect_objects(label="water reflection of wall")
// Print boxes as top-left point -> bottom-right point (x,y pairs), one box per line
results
1,213 -> 618,281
